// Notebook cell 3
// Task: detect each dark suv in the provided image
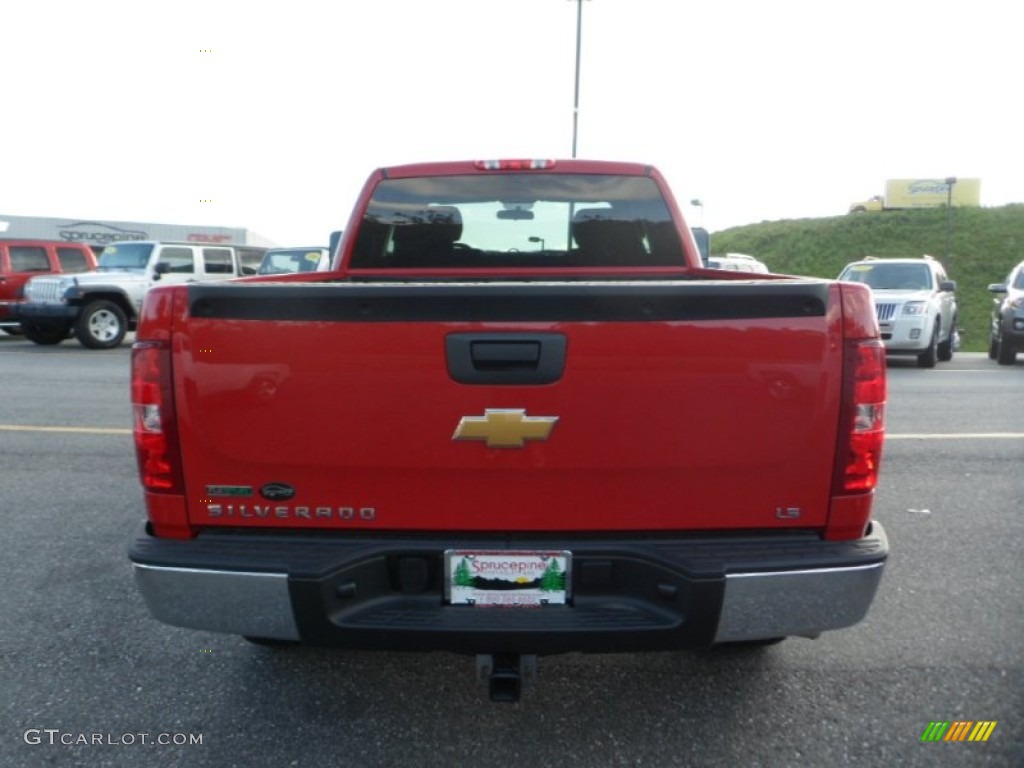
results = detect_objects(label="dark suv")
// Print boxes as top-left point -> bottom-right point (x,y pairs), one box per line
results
0,240 -> 97,335
988,260 -> 1024,365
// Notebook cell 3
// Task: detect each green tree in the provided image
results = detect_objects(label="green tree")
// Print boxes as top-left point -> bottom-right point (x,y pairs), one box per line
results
709,205 -> 1024,352
454,558 -> 474,587
540,560 -> 565,592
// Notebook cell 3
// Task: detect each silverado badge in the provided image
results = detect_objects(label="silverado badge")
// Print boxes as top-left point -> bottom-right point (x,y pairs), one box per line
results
453,409 -> 558,448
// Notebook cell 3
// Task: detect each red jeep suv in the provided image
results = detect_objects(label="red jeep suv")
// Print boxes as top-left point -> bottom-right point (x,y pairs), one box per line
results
0,240 -> 98,335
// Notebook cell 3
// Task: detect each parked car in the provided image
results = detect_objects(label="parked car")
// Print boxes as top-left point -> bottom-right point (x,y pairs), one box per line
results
838,256 -> 957,368
257,247 -> 331,275
987,260 -> 1024,365
0,240 -> 98,335
706,253 -> 769,273
15,241 -> 265,349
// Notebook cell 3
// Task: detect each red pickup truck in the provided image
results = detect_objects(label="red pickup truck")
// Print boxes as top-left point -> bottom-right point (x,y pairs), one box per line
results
128,159 -> 888,701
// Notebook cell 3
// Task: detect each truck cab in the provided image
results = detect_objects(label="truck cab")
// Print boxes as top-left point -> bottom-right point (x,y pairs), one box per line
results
848,195 -> 885,213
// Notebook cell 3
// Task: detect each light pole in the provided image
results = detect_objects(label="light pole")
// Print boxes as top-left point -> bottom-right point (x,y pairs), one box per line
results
569,0 -> 589,158
944,176 -> 957,262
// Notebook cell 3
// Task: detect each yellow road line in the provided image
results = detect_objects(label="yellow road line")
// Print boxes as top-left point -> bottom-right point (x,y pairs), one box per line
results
0,425 -> 131,435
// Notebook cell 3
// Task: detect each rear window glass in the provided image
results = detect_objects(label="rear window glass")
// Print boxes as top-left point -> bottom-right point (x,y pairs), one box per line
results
349,174 -> 684,269
9,246 -> 50,273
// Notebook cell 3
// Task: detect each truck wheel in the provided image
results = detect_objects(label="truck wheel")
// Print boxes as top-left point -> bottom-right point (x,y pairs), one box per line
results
75,300 -> 127,349
23,322 -> 70,345
917,324 -> 938,368
996,341 -> 1017,366
937,318 -> 955,362
988,335 -> 999,359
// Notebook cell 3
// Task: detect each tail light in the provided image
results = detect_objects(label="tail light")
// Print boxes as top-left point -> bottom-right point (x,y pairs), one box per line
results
836,339 -> 887,494
827,338 -> 886,540
131,340 -> 183,494
828,283 -> 887,541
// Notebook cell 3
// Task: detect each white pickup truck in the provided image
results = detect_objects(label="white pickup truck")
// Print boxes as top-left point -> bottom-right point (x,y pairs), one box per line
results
16,240 -> 265,349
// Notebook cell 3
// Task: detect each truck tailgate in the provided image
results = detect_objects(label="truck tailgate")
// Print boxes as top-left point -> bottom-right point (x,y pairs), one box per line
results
174,281 -> 841,533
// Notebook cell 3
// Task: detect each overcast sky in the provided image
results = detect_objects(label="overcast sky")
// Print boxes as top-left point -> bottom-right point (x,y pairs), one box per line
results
4,0 -> 1018,246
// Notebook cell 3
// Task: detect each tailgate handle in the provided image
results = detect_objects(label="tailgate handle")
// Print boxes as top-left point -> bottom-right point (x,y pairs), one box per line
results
471,341 -> 540,370
447,333 -> 566,385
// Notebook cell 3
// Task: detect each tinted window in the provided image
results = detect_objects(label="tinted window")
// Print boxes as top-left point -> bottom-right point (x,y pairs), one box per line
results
350,174 -> 684,269
159,247 -> 195,273
57,247 -> 90,273
202,248 -> 233,274
9,246 -> 50,273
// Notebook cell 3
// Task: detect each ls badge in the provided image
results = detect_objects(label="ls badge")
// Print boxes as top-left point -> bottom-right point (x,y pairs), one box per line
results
453,409 -> 558,448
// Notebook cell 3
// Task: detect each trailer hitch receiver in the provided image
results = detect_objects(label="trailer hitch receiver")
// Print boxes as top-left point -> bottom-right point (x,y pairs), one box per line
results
476,654 -> 537,703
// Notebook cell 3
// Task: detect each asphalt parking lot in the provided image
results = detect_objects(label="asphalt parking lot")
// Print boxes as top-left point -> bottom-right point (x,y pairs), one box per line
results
0,341 -> 1021,767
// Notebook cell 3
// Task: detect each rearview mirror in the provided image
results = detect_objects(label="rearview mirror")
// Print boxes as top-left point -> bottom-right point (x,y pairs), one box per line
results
497,209 -> 534,221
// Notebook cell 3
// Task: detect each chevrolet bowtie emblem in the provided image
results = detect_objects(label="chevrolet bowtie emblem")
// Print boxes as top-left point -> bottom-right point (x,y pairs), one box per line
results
453,409 -> 559,448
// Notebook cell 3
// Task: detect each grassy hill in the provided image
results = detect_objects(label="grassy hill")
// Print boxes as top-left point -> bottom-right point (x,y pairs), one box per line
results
709,205 -> 1024,352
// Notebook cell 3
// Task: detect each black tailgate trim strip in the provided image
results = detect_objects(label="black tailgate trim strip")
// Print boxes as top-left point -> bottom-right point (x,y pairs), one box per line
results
188,281 -> 829,323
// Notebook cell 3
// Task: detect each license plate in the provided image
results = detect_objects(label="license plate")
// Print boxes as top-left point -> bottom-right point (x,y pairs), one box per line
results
445,550 -> 571,606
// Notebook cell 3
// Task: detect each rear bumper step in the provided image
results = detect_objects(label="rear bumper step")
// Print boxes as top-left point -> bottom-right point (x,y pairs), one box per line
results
129,523 -> 887,653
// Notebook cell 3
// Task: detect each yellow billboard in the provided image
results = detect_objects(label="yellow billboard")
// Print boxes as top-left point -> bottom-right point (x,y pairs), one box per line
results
885,178 -> 981,209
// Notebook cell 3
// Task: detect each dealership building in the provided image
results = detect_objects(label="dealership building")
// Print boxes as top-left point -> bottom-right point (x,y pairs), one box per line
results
0,214 -> 275,254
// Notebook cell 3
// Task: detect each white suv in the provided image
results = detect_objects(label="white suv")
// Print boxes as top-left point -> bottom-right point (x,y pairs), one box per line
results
18,241 -> 265,349
707,253 -> 770,273
838,256 -> 958,368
